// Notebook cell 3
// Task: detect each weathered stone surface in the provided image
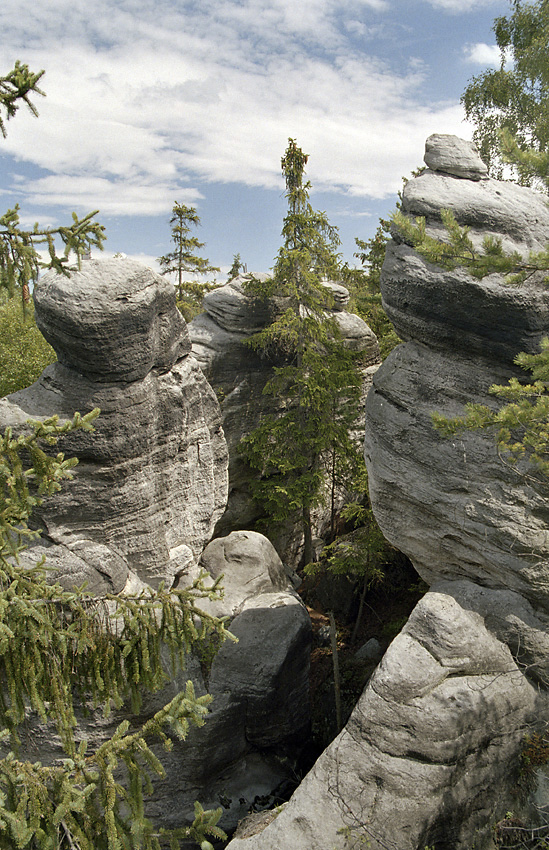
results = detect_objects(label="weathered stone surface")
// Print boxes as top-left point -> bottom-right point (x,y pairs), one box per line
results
0,258 -> 228,588
1,262 -> 312,836
35,258 -> 191,382
200,274 -> 273,334
424,133 -> 488,180
195,529 -> 290,617
226,135 -> 549,849
140,532 -> 311,834
227,584 -> 540,850
402,168 -> 549,256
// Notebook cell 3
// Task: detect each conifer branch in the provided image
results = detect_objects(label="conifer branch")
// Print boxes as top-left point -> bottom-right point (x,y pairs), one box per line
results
0,409 -> 233,848
0,62 -> 45,138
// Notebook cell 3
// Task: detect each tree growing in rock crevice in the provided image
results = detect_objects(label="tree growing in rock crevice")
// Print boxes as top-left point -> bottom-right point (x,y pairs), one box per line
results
240,139 -> 366,566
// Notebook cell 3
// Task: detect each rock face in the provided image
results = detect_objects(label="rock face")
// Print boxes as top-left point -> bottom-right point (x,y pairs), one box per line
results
0,258 -> 228,589
190,274 -> 381,555
226,135 -> 549,849
0,259 -> 311,833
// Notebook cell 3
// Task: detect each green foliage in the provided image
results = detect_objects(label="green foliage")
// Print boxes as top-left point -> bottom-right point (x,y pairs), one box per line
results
242,341 -> 364,527
0,298 -> 56,397
343,224 -> 400,358
432,338 -> 549,479
0,204 -> 106,309
461,0 -> 549,186
392,207 -> 549,285
0,61 -> 45,138
240,140 -> 367,564
0,410 -> 233,848
228,253 -> 244,281
158,202 -> 219,321
313,502 -> 385,587
0,64 -> 106,310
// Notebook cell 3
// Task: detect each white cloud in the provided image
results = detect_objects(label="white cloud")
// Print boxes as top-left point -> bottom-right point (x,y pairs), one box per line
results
18,174 -> 202,216
0,0 -> 473,216
464,42 -> 501,65
424,0 -> 500,11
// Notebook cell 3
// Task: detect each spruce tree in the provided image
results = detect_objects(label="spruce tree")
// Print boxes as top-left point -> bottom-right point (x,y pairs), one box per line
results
227,253 -> 244,281
0,63 -> 105,311
157,203 -> 219,321
0,411 -> 231,850
240,139 -> 366,565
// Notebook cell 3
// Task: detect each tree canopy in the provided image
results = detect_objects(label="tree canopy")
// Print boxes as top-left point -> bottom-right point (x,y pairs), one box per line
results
462,0 -> 549,186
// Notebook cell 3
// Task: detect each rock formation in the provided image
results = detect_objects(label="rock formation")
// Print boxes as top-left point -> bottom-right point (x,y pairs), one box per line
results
226,135 -> 549,849
0,258 -> 228,590
0,258 -> 311,834
190,274 -> 381,559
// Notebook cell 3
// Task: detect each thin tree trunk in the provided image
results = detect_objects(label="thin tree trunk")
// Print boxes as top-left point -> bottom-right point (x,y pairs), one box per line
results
330,449 -> 336,542
351,559 -> 370,646
302,503 -> 314,566
329,611 -> 342,734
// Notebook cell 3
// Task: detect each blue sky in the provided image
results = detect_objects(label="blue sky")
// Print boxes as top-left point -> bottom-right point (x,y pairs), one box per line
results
1,0 -> 509,279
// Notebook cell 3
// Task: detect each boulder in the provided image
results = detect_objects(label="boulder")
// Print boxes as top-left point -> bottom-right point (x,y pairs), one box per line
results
139,531 -> 311,834
423,133 -> 489,180
226,135 -> 549,849
227,583 -> 540,850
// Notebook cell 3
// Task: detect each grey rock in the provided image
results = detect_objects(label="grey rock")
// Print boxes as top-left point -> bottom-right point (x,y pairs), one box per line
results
201,274 -> 273,334
194,529 -> 290,618
401,168 -> 549,256
322,280 -> 350,311
226,136 -> 549,850
354,637 -> 382,662
227,586 -> 540,850
424,133 -> 488,180
365,341 -> 549,612
16,536 -> 130,595
35,258 -> 191,382
0,258 -> 228,588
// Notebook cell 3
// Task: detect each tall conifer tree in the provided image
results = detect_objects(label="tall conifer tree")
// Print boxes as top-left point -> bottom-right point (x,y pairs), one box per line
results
241,139 -> 365,565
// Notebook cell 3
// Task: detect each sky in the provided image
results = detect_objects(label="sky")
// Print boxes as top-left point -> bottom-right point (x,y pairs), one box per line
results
0,0 -> 510,280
